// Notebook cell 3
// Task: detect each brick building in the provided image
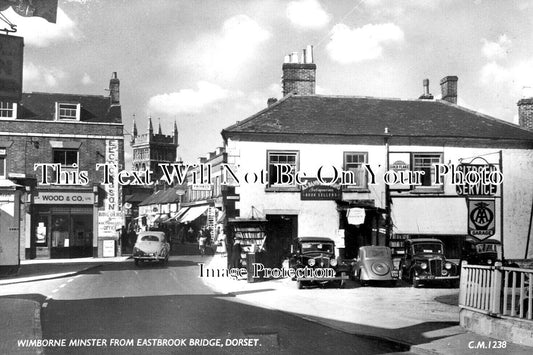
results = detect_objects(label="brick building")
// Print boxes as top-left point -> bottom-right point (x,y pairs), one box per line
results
0,73 -> 124,267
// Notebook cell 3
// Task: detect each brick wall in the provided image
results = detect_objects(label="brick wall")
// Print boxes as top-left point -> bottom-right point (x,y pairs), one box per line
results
282,63 -> 316,96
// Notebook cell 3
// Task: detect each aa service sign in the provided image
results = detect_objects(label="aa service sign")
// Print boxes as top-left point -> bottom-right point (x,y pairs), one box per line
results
468,198 -> 495,239
0,34 -> 23,101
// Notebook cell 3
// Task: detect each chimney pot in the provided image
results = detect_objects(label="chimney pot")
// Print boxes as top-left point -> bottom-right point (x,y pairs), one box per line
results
418,78 -> 433,100
267,97 -> 278,106
281,45 -> 317,96
290,52 -> 299,63
440,76 -> 458,104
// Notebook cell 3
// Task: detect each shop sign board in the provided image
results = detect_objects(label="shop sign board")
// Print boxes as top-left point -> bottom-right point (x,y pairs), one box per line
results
301,178 -> 342,200
104,139 -> 121,212
388,152 -> 411,190
347,208 -> 366,225
456,164 -> 499,196
98,211 -> 122,238
34,191 -> 94,204
468,198 -> 495,239
0,34 -> 23,101
102,240 -> 115,257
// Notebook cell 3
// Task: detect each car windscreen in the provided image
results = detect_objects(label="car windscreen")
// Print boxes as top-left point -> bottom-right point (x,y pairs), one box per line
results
301,242 -> 333,253
413,243 -> 442,254
140,235 -> 161,242
477,243 -> 499,253
365,248 -> 390,258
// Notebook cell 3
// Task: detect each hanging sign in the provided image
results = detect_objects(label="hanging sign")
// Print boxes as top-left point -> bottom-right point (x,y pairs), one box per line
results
468,198 -> 495,239
347,208 -> 366,225
0,34 -> 23,101
300,178 -> 341,200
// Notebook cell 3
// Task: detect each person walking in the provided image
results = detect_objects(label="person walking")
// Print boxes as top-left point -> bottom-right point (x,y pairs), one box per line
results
198,230 -> 207,256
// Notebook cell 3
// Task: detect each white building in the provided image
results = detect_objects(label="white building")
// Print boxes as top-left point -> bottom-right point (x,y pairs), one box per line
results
220,50 -> 533,265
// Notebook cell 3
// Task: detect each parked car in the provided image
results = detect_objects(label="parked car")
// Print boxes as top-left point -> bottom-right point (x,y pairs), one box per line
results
353,246 -> 398,286
133,231 -> 170,266
465,239 -> 519,268
399,238 -> 459,288
289,237 -> 350,289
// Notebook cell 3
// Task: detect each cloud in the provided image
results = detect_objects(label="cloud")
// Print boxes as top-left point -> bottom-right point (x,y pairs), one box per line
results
482,35 -> 511,60
480,60 -> 533,100
2,7 -> 81,47
147,81 -> 244,115
286,0 -> 331,29
326,23 -> 404,64
185,15 -> 271,80
23,62 -> 66,88
81,73 -> 93,85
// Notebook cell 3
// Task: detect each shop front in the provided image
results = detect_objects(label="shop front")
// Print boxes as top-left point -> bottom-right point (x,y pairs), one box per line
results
32,190 -> 96,259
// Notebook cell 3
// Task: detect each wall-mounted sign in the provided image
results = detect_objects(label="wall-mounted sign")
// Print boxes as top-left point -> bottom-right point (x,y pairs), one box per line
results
98,211 -> 123,238
347,208 -> 366,225
0,34 -> 23,101
456,164 -> 499,196
34,191 -> 94,204
388,152 -> 411,190
301,178 -> 342,200
468,198 -> 495,239
102,240 -> 116,257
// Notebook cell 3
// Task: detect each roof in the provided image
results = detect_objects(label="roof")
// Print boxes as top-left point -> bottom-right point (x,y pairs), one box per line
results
18,92 -> 121,123
222,95 -> 533,147
139,186 -> 183,206
406,238 -> 444,244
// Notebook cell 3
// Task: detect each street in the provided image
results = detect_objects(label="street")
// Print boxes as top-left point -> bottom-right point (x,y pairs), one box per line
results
0,256 -> 409,355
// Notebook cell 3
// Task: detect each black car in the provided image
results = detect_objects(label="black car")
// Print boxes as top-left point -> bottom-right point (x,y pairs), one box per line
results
465,239 -> 519,268
399,238 -> 460,288
289,237 -> 350,289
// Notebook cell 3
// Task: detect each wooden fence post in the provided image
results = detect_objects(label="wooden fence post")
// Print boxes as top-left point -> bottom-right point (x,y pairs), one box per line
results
491,261 -> 503,315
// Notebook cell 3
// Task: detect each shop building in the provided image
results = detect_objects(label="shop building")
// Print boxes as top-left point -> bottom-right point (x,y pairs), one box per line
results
220,49 -> 533,266
0,73 -> 124,264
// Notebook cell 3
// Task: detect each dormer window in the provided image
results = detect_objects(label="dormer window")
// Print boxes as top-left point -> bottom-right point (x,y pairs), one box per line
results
0,101 -> 17,118
55,103 -> 81,120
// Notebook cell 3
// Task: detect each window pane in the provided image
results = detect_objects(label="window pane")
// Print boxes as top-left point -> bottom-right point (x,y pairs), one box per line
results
344,152 -> 367,188
268,151 -> 298,186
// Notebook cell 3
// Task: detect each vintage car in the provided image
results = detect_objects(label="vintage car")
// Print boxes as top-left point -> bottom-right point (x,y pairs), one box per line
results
133,231 -> 170,266
289,237 -> 350,289
399,238 -> 459,288
465,239 -> 519,268
353,246 -> 398,286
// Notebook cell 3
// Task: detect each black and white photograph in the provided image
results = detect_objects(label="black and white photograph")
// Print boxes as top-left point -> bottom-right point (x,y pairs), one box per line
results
0,0 -> 532,354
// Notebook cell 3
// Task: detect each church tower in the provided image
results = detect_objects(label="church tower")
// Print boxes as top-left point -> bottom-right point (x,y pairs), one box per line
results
130,116 -> 179,180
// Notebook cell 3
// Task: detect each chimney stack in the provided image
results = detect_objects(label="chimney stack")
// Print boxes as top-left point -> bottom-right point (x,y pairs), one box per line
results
418,78 -> 434,100
282,45 -> 316,96
517,88 -> 533,131
440,76 -> 458,104
109,72 -> 120,105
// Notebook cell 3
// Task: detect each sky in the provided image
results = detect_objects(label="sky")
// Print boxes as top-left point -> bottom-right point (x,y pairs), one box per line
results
3,0 -> 533,166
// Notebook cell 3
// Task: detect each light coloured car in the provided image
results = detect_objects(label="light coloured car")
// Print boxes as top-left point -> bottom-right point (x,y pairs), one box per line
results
353,246 -> 398,286
133,231 -> 170,266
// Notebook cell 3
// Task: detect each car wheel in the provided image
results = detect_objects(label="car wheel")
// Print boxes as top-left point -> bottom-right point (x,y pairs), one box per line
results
297,280 -> 305,289
134,259 -> 140,266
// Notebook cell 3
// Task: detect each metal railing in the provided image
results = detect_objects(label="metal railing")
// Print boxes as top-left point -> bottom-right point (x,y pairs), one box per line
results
459,262 -> 532,321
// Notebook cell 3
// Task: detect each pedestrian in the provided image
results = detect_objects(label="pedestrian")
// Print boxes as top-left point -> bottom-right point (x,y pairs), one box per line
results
230,239 -> 243,268
198,231 -> 207,256
216,225 -> 227,255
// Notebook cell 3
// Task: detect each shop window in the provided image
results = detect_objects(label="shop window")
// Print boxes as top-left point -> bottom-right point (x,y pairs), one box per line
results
0,101 -> 17,118
343,152 -> 368,190
267,150 -> 299,188
412,152 -> 443,191
55,103 -> 81,120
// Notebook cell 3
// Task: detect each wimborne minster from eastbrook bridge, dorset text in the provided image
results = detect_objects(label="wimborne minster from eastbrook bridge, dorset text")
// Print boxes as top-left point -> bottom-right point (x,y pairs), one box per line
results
32,162 -> 504,189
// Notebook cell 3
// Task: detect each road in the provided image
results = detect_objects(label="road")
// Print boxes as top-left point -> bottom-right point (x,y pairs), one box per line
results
0,256 -> 409,355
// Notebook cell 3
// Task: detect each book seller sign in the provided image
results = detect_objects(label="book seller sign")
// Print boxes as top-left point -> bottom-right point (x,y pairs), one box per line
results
301,178 -> 342,200
468,198 -> 495,239
0,34 -> 23,101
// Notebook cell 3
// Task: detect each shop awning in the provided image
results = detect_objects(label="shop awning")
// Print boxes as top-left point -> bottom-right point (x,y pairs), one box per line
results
179,205 -> 209,223
391,197 -> 467,235
164,207 -> 190,224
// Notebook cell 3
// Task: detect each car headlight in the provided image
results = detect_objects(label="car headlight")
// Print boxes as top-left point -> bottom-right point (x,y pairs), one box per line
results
445,262 -> 452,270
487,259 -> 493,265
420,262 -> 427,270
308,259 -> 315,266
330,259 -> 337,267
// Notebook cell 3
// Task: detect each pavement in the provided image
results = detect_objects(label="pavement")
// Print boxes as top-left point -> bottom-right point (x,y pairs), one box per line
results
201,254 -> 533,355
0,254 -> 531,355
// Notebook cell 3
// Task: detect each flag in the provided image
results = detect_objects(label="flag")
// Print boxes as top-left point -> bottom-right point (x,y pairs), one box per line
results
0,0 -> 58,23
